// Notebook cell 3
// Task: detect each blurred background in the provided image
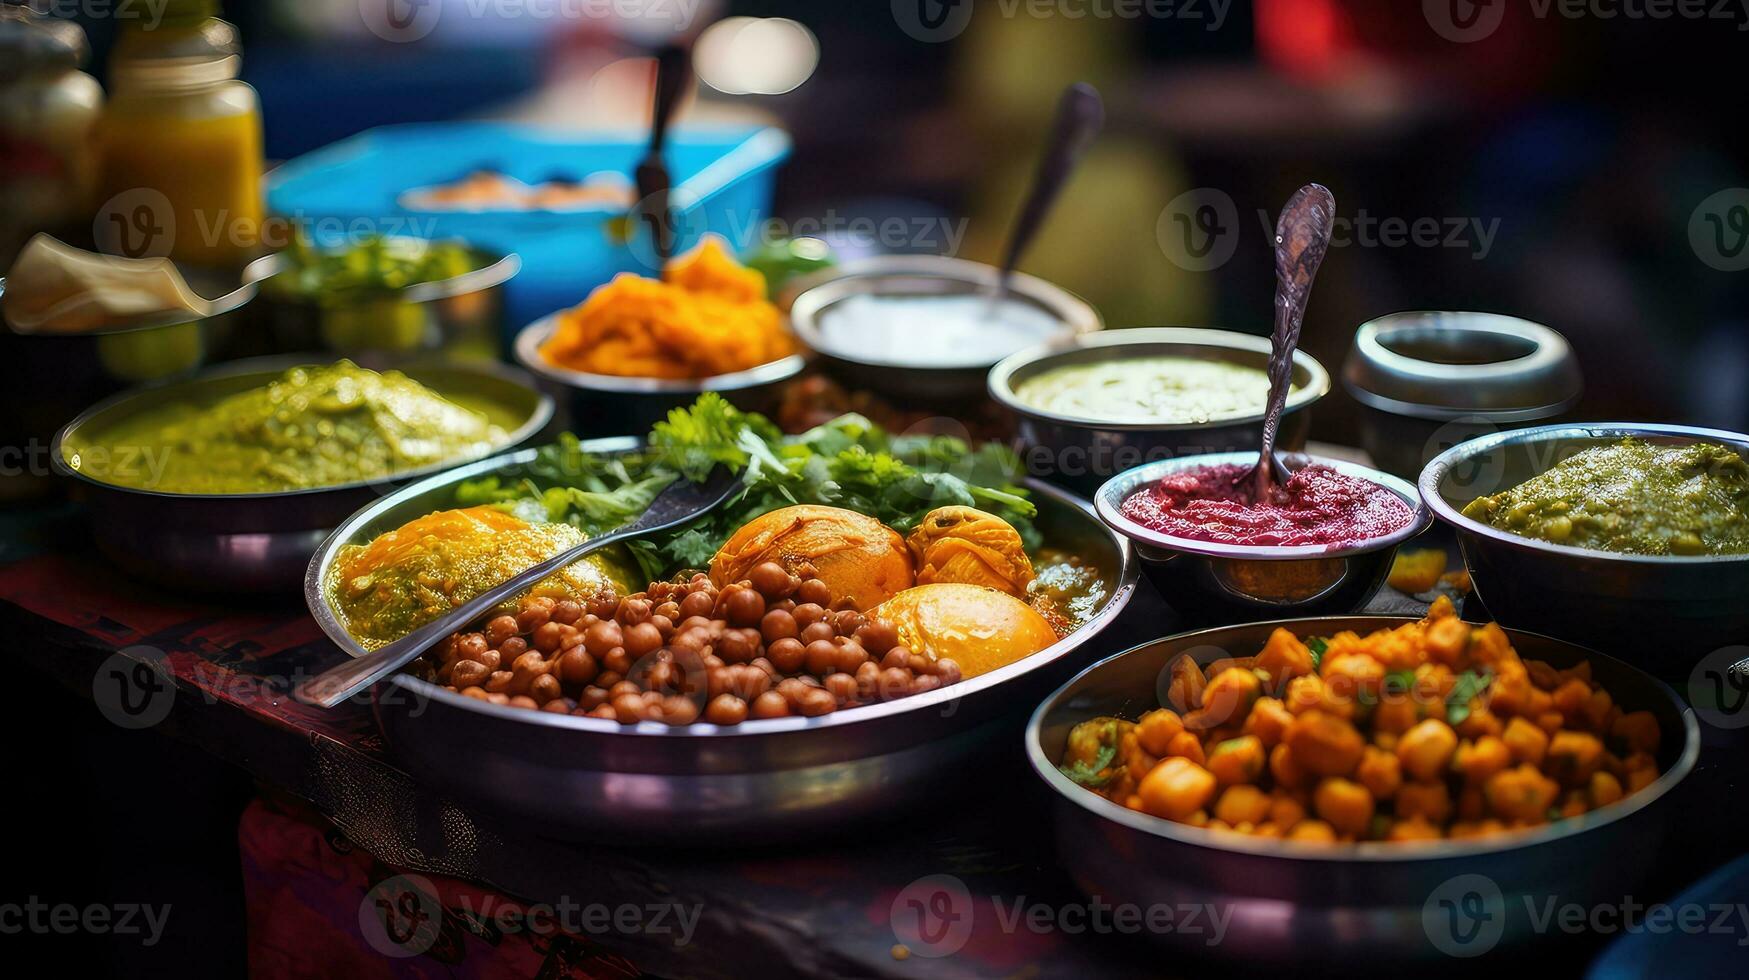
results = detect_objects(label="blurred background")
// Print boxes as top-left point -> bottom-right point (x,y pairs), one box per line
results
13,0 -> 1748,436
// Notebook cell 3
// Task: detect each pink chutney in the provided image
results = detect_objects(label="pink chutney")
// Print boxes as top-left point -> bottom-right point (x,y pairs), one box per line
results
1120,462 -> 1414,548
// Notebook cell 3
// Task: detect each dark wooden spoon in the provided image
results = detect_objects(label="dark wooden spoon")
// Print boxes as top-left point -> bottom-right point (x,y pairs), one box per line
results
634,43 -> 691,266
1242,182 -> 1336,501
988,82 -> 1104,306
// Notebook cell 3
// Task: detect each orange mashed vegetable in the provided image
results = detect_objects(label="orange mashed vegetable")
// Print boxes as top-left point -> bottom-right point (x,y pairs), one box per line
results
539,237 -> 796,379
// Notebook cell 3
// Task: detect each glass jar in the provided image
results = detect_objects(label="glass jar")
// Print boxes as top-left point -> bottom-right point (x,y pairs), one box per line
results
0,6 -> 104,270
96,1 -> 264,271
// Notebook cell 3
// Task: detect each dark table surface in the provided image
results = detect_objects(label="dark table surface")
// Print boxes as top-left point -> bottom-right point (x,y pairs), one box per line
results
5,503 -> 1744,979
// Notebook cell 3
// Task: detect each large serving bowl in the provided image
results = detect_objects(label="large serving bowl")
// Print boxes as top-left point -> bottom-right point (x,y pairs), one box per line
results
782,254 -> 1101,407
1094,453 -> 1429,623
989,327 -> 1330,495
514,314 -> 806,436
1027,618 -> 1699,967
1420,422 -> 1749,661
305,444 -> 1137,841
51,355 -> 553,593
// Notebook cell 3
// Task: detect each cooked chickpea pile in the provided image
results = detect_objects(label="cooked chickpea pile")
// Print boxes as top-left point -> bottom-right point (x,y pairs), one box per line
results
1062,597 -> 1663,843
424,562 -> 963,725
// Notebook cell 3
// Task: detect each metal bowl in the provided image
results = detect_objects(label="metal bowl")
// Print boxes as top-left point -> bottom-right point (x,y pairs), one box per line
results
513,314 -> 806,435
1027,617 -> 1699,966
0,270 -> 259,502
781,254 -> 1101,407
1343,312 -> 1583,479
1094,453 -> 1430,624
304,448 -> 1138,841
243,243 -> 520,363
1420,422 -> 1749,661
51,354 -> 553,593
989,328 -> 1331,495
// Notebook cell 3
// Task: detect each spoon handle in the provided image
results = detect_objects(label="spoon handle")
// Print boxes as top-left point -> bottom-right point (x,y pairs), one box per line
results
636,43 -> 692,265
995,83 -> 1105,289
1256,183 -> 1336,500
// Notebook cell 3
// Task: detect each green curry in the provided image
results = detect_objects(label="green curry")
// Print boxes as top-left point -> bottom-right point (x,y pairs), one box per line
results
67,360 -> 517,494
1462,438 -> 1749,556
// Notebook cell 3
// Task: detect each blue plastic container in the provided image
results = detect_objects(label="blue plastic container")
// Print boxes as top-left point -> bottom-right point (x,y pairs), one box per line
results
265,123 -> 791,340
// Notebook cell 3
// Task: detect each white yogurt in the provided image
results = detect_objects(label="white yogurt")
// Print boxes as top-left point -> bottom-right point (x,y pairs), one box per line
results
815,294 -> 1066,368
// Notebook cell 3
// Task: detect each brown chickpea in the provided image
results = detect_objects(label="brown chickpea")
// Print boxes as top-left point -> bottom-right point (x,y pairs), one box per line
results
798,687 -> 837,717
804,639 -> 839,676
550,600 -> 583,626
529,674 -> 563,703
832,639 -> 869,673
732,664 -> 773,699
508,695 -> 540,711
594,671 -> 622,690
578,686 -> 609,710
608,680 -> 642,700
486,692 -> 511,706
602,647 -> 633,676
750,690 -> 791,718
644,660 -> 679,694
496,637 -> 526,662
451,660 -> 490,689
933,659 -> 962,685
583,620 -> 623,657
825,672 -> 859,704
484,670 -> 515,694
460,686 -> 490,700
484,616 -> 520,647
557,647 -> 598,685
750,562 -> 798,600
679,591 -> 715,620
878,667 -> 913,700
770,599 -> 796,614
661,696 -> 700,726
716,628 -> 760,664
587,703 -> 618,720
611,694 -> 646,724
913,675 -> 943,696
516,605 -> 551,634
706,694 -> 749,725
760,609 -> 799,643
777,677 -> 812,707
586,593 -> 619,620
541,697 -> 574,714
881,646 -> 910,671
832,610 -> 865,635
654,601 -> 681,622
855,621 -> 899,656
706,667 -> 733,699
854,661 -> 882,699
792,603 -> 827,628
618,597 -> 653,626
623,622 -> 663,657
511,650 -> 549,675
473,648 -> 502,673
530,621 -> 566,654
456,633 -> 490,662
797,578 -> 832,608
801,621 -> 837,646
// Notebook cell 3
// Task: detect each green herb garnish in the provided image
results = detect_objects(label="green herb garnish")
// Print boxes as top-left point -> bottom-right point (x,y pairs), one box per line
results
1446,670 -> 1494,726
1059,741 -> 1119,788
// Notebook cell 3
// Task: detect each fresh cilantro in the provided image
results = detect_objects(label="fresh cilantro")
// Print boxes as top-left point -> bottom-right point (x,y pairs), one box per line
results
1446,670 -> 1494,726
1058,741 -> 1119,788
1306,636 -> 1329,670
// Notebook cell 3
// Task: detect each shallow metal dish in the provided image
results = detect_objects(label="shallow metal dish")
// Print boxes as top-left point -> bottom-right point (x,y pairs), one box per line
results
51,354 -> 553,593
781,254 -> 1101,406
1420,422 -> 1749,660
1094,453 -> 1429,624
988,327 -> 1330,495
513,314 -> 806,435
1028,617 -> 1699,966
305,448 -> 1137,840
1343,311 -> 1582,478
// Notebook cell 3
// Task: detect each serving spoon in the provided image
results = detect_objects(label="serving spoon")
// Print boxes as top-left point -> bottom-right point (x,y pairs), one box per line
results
986,82 -> 1105,310
297,466 -> 743,709
1240,182 -> 1336,501
633,43 -> 692,266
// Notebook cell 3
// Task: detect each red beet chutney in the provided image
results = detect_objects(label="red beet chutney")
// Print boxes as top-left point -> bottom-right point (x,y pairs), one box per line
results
1119,462 -> 1414,548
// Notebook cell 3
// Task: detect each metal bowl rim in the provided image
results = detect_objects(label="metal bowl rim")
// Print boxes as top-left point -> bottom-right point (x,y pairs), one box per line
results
513,314 -> 808,394
306,449 -> 1139,738
1092,451 -> 1432,559
987,327 -> 1331,431
1343,310 -> 1582,420
1419,421 -> 1749,566
782,254 -> 1102,371
241,242 -> 522,306
49,353 -> 554,501
1025,615 -> 1701,863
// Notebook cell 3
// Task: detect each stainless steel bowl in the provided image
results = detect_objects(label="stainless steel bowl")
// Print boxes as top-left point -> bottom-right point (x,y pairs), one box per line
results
1420,422 -> 1749,660
782,254 -> 1101,407
513,314 -> 806,435
1343,312 -> 1583,478
304,448 -> 1138,841
51,354 -> 554,593
1027,617 -> 1699,966
243,243 -> 520,363
1094,453 -> 1430,624
989,327 -> 1331,495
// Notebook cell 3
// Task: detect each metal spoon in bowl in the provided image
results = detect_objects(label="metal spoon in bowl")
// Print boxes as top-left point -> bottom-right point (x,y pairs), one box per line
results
634,43 -> 692,267
986,82 -> 1105,311
296,465 -> 743,709
1240,182 -> 1336,501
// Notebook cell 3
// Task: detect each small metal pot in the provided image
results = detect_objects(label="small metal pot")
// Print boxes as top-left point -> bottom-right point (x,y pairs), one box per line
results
51,354 -> 554,593
243,244 -> 519,363
1343,312 -> 1582,479
513,314 -> 806,435
782,254 -> 1100,408
1094,453 -> 1430,624
1027,618 -> 1699,967
989,328 -> 1330,495
1420,422 -> 1749,662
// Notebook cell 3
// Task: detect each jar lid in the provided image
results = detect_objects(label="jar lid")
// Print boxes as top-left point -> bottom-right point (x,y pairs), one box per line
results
1341,311 -> 1584,421
0,7 -> 90,80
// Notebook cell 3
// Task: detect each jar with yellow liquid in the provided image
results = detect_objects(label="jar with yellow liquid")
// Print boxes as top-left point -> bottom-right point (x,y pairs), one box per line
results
96,0 -> 263,271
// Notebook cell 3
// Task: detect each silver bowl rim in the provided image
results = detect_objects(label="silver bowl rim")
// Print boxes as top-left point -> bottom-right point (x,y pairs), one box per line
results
987,327 -> 1332,432
241,240 -> 523,307
49,353 -> 555,501
1342,310 -> 1582,422
1419,421 -> 1749,566
1025,615 -> 1701,863
781,254 -> 1102,371
1093,451 -> 1432,559
513,314 -> 808,395
305,445 -> 1140,738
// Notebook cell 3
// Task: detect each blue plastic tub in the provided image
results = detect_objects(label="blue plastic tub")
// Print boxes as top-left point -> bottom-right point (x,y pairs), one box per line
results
265,123 -> 791,339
